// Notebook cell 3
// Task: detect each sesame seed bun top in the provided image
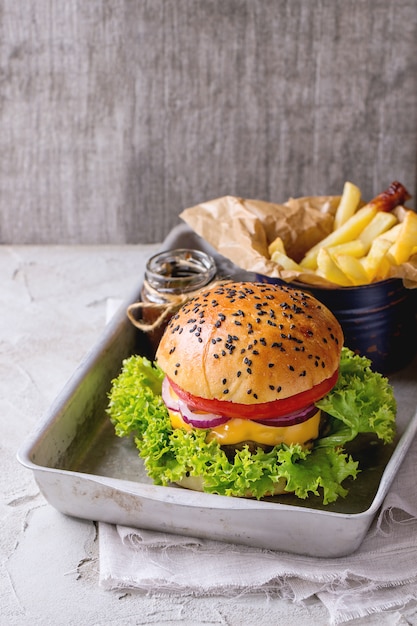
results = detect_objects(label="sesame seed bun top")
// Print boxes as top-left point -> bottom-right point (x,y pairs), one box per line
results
155,282 -> 343,404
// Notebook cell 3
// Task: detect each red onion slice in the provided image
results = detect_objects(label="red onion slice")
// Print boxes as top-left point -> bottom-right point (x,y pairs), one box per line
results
178,398 -> 230,429
162,377 -> 230,428
162,376 -> 318,430
161,377 -> 180,412
255,403 -> 318,427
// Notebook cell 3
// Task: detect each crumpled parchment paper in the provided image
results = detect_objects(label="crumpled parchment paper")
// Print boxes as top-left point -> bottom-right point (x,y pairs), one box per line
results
180,195 -> 417,288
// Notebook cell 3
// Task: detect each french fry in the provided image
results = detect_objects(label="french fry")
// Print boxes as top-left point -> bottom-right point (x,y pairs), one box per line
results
333,181 -> 362,230
266,181 -> 414,287
316,248 -> 353,286
358,211 -> 398,253
300,205 -> 377,270
268,236 -> 286,258
374,222 -> 402,243
333,254 -> 369,286
271,250 -> 303,272
375,256 -> 392,281
327,240 -> 366,258
360,238 -> 392,281
387,210 -> 417,265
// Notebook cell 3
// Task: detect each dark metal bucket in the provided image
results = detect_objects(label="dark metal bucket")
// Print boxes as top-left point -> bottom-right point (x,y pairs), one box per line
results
256,276 -> 417,375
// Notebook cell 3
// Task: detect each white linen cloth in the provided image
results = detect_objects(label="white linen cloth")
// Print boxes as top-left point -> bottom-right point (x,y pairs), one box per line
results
99,432 -> 417,624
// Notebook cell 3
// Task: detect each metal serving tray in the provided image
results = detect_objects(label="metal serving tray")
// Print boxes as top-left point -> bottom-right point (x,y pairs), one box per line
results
18,225 -> 417,558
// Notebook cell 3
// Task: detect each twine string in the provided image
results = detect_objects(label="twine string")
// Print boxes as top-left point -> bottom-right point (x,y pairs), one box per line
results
126,279 -> 229,333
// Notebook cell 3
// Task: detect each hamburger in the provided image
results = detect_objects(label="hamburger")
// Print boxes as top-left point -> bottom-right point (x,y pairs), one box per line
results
108,282 -> 396,504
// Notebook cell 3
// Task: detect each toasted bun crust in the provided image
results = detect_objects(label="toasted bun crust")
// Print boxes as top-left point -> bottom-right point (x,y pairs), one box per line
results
156,282 -> 343,404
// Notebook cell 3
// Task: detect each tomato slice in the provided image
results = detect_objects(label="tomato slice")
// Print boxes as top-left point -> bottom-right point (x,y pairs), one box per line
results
168,369 -> 338,421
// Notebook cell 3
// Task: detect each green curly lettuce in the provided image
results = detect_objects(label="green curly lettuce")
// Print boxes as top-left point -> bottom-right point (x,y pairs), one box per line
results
315,348 -> 396,447
106,348 -> 396,505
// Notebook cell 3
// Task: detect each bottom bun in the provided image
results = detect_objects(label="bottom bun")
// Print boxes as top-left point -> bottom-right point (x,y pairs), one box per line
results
174,475 -> 290,498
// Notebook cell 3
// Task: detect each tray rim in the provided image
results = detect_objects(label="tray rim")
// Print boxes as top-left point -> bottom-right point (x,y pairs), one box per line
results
17,292 -> 417,522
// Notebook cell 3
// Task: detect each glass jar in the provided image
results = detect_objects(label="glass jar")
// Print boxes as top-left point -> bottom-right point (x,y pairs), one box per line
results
132,248 -> 217,353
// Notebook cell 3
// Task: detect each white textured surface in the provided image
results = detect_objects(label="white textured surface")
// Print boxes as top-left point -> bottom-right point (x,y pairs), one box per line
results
2,244 -> 417,626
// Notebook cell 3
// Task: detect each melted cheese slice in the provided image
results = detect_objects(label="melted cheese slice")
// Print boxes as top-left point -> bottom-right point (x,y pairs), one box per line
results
168,409 -> 321,447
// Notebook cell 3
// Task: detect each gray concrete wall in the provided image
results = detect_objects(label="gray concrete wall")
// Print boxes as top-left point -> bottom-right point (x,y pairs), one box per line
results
1,0 -> 416,244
